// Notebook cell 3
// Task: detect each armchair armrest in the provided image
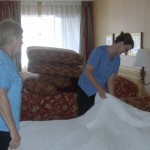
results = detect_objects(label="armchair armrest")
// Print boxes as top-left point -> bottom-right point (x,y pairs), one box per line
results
114,75 -> 138,98
121,96 -> 150,112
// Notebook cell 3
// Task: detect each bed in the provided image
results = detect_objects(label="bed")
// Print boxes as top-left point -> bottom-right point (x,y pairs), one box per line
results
15,93 -> 150,150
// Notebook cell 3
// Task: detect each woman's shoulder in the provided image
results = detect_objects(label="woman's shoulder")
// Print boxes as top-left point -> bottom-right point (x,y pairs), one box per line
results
92,45 -> 107,54
95,45 -> 107,49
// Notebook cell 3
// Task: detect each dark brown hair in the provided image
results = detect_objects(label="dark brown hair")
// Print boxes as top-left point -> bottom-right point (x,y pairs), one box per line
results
114,31 -> 134,48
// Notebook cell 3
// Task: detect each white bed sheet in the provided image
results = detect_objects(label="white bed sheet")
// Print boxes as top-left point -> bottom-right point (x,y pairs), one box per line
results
16,93 -> 150,150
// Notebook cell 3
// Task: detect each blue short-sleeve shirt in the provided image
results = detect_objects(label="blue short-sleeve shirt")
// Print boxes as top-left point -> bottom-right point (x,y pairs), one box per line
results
78,45 -> 120,96
0,49 -> 22,132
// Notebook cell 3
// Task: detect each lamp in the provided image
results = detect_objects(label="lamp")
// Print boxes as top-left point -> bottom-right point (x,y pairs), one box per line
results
133,48 -> 150,85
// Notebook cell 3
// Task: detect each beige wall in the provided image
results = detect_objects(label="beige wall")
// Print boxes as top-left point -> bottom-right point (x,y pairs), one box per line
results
92,0 -> 150,95
93,0 -> 150,48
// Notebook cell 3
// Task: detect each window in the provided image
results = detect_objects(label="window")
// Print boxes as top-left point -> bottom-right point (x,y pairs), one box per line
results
21,1 -> 81,70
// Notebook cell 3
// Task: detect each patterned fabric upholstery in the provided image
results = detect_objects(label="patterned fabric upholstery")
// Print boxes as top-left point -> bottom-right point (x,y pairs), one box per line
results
24,73 -> 72,91
121,96 -> 150,112
27,46 -> 84,65
28,60 -> 82,78
24,78 -> 57,96
114,75 -> 138,98
21,91 -> 78,121
37,74 -> 72,89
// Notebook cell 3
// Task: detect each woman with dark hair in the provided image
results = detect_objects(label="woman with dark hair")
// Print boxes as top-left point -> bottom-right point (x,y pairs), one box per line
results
77,31 -> 134,116
0,19 -> 23,150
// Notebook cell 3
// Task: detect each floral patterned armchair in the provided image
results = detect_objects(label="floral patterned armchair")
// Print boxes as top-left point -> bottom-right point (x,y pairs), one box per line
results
21,46 -> 83,121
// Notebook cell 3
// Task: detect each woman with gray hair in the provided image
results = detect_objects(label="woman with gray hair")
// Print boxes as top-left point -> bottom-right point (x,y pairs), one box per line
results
0,19 -> 23,150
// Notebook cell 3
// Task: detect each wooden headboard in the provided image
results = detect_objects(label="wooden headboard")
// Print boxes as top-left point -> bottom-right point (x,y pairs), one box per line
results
118,66 -> 148,96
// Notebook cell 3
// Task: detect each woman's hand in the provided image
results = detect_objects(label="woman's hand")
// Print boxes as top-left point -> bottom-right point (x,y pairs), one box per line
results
9,130 -> 21,149
98,89 -> 107,98
0,89 -> 21,149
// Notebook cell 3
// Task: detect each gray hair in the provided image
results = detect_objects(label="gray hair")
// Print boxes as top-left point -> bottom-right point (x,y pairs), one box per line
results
0,19 -> 23,47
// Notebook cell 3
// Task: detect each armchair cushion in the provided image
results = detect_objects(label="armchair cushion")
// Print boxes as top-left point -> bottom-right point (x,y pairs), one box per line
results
27,46 -> 84,65
24,78 -> 57,96
28,60 -> 82,78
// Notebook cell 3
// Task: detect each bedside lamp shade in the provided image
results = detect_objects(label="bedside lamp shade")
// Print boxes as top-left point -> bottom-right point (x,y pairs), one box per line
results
133,48 -> 150,85
133,48 -> 150,67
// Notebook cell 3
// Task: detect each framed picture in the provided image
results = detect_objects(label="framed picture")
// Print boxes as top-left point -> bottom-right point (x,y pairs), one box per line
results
128,32 -> 143,56
105,33 -> 114,45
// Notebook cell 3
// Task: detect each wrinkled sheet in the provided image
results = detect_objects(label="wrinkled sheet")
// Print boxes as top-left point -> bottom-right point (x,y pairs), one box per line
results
16,94 -> 150,150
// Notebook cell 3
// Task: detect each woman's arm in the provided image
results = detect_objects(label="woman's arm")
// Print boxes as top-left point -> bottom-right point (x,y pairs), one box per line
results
85,64 -> 107,98
107,74 -> 115,96
0,89 -> 21,149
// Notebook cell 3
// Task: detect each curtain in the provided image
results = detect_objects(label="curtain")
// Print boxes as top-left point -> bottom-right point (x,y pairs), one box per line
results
79,1 -> 93,68
0,1 -> 21,71
42,1 -> 81,51
0,1 -> 20,21
21,1 -> 81,70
